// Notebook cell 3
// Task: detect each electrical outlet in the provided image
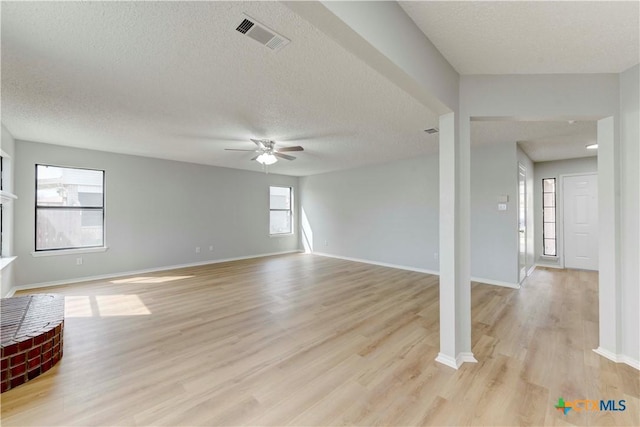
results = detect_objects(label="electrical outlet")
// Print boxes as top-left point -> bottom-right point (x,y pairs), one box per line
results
433,252 -> 439,260
76,257 -> 83,265
195,247 -> 200,254
324,240 -> 328,247
209,246 -> 214,252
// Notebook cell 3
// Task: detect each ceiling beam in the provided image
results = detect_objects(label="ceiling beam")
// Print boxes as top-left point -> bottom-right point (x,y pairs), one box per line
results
283,0 -> 459,128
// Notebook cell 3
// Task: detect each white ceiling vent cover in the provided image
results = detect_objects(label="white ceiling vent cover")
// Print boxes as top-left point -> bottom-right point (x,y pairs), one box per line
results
235,14 -> 290,52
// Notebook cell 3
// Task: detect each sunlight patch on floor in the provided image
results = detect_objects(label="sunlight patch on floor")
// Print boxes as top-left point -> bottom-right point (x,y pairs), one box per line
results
65,294 -> 151,317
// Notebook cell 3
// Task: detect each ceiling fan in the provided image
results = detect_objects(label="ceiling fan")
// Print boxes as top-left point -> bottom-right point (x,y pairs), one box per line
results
225,139 -> 303,165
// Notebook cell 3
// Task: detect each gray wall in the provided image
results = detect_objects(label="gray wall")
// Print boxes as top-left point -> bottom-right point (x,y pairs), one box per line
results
300,142 -> 523,286
470,142 -> 519,284
300,155 -> 440,272
13,141 -> 300,287
619,64 -> 639,362
1,126 -> 17,297
533,157 -> 598,267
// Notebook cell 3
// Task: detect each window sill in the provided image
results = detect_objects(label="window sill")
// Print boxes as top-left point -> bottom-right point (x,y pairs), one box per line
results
31,246 -> 109,257
0,190 -> 17,204
0,256 -> 17,271
270,233 -> 295,238
541,255 -> 559,259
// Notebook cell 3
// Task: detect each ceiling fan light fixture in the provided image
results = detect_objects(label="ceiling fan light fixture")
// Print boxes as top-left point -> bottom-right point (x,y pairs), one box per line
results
256,153 -> 277,165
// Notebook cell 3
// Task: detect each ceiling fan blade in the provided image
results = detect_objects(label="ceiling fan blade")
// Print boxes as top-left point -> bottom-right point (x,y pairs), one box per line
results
250,155 -> 260,161
274,152 -> 296,161
250,138 -> 266,149
225,149 -> 256,152
277,146 -> 304,152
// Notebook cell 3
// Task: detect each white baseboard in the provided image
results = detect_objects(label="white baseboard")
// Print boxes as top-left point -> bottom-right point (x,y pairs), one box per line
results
312,252 -> 520,289
527,265 -> 537,276
535,263 -> 564,270
593,347 -> 640,370
311,252 -> 439,276
436,352 -> 478,369
457,352 -> 478,366
435,353 -> 459,369
470,276 -> 520,289
4,250 -> 302,297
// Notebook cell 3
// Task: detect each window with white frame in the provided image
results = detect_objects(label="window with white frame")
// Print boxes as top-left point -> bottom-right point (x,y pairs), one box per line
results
542,178 -> 557,256
35,165 -> 105,251
269,186 -> 292,235
1,151 -> 18,262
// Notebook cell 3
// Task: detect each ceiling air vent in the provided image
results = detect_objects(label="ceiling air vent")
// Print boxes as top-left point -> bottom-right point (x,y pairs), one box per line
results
235,14 -> 290,52
236,19 -> 254,34
424,128 -> 439,134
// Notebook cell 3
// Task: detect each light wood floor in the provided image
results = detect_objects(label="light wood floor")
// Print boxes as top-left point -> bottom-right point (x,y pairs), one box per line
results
1,254 -> 638,426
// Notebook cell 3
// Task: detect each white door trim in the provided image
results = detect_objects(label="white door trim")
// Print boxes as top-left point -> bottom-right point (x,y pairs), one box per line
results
518,163 -> 527,283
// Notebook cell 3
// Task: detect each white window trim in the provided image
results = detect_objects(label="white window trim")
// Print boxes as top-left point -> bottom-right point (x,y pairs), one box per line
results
0,256 -> 17,271
35,164 -> 106,253
0,190 -> 17,204
269,186 -> 295,236
270,232 -> 294,237
31,246 -> 109,257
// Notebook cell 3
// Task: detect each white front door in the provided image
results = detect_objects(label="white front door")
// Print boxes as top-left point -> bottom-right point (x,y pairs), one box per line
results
563,174 -> 598,270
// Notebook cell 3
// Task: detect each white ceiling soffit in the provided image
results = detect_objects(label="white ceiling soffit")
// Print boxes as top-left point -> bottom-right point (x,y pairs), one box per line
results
1,1 -> 439,177
399,1 -> 640,74
471,120 -> 597,162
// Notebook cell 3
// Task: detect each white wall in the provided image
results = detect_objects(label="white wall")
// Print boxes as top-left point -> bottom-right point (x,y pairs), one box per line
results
460,74 -> 619,118
533,157 -> 598,267
619,64 -> 639,364
13,140 -> 300,288
300,155 -> 440,272
1,125 -> 17,297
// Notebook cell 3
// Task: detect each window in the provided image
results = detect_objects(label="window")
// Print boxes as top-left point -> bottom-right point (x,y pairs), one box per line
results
35,165 -> 105,251
1,156 -> 4,257
269,186 -> 292,235
542,178 -> 556,256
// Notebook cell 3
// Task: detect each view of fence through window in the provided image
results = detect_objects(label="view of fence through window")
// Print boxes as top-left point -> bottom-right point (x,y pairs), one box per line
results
269,186 -> 292,235
36,165 -> 104,251
542,178 -> 557,256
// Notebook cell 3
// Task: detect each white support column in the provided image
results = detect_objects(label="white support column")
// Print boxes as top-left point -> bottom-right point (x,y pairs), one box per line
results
594,116 -> 622,361
436,112 -> 476,369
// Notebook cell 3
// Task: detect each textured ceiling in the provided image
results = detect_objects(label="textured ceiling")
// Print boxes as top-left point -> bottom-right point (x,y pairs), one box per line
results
1,1 -> 438,177
471,120 -> 597,162
400,1 -> 640,74
1,2 -> 630,176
